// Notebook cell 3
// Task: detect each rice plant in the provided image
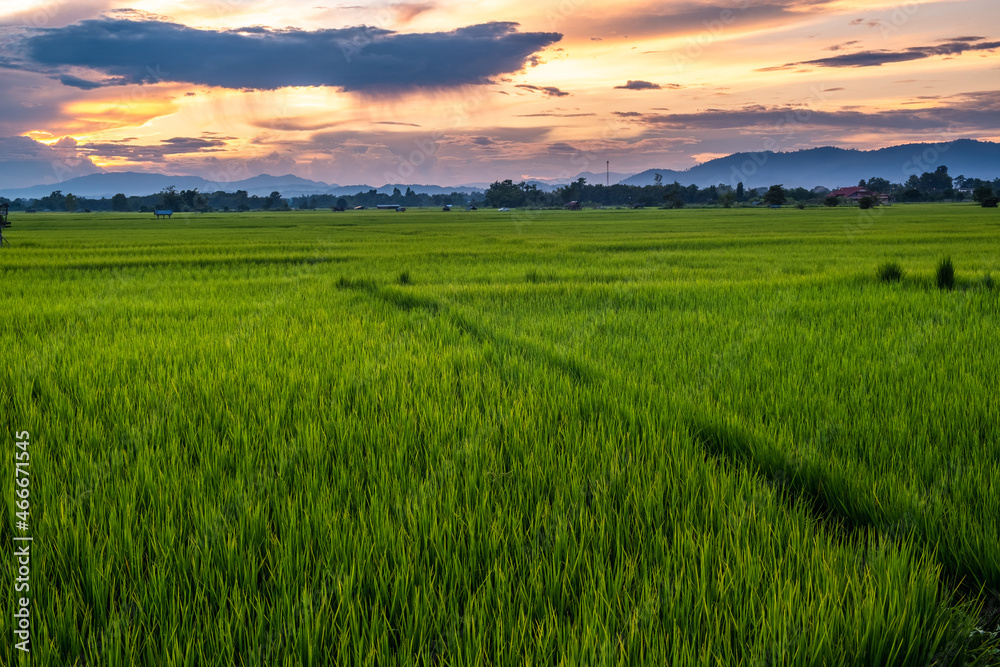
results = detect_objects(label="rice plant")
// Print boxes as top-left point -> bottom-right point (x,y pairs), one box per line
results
937,256 -> 955,290
1,205 -> 998,666
877,260 -> 905,282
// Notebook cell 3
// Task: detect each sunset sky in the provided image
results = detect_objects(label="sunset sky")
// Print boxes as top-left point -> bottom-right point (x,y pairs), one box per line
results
1,0 -> 998,187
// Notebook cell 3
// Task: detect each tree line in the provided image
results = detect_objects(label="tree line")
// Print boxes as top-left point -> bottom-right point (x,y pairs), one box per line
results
484,166 -> 1000,209
2,165 -> 998,214
0,186 -> 476,213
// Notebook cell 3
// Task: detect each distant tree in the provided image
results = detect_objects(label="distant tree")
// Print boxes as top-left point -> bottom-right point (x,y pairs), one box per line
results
38,190 -> 65,211
719,192 -> 736,208
662,181 -> 685,208
858,179 -> 866,188
865,177 -> 891,193
517,182 -> 543,207
654,173 -> 663,186
336,197 -> 348,210
157,186 -> 183,211
918,165 -> 952,197
195,192 -> 210,212
391,187 -> 402,200
787,187 -> 811,202
111,193 -> 130,212
262,191 -> 285,211
64,193 -> 78,213
858,195 -> 878,210
973,185 -> 996,203
824,195 -> 839,207
982,197 -> 999,208
484,180 -> 530,208
180,189 -> 196,209
736,181 -> 745,201
179,188 -> 208,212
763,184 -> 786,206
554,177 -> 585,205
235,190 -> 250,212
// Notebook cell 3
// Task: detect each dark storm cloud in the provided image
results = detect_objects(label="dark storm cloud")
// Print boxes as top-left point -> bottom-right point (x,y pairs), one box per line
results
159,137 -> 229,151
262,118 -> 345,132
307,125 -> 553,153
515,112 -> 596,117
7,17 -> 562,92
575,0 -> 838,40
761,37 -> 1000,70
615,80 -> 663,90
77,136 -> 229,162
825,40 -> 860,52
57,74 -> 107,89
621,91 -> 1000,133
515,84 -> 570,97
637,106 -> 941,130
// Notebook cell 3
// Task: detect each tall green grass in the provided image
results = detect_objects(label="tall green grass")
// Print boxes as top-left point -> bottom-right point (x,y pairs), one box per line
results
877,261 -> 905,282
1,206 -> 998,665
937,256 -> 956,290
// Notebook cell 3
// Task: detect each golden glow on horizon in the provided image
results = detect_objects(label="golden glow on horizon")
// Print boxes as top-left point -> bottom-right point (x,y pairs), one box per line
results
0,0 -> 996,182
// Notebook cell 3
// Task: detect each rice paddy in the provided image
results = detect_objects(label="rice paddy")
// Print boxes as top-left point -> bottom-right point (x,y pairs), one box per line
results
2,204 -> 999,665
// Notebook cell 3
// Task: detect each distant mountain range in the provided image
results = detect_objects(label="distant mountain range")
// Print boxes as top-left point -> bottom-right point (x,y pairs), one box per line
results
622,140 -> 1000,189
1,140 -> 997,200
0,172 -> 487,200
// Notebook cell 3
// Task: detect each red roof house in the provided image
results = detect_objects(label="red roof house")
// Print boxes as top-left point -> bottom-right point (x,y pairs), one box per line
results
829,186 -> 874,200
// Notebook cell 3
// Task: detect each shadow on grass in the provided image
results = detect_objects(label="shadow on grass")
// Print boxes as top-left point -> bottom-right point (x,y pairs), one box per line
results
336,277 -> 599,384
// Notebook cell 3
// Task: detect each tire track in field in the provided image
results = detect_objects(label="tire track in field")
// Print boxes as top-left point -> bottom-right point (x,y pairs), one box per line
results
333,275 -> 922,545
336,275 -> 861,544
335,276 -> 600,384
3,254 -> 348,272
689,411 -> 1000,644
336,274 -> 1000,641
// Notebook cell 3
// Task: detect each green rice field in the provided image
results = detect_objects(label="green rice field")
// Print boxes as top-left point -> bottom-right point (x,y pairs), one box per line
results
2,204 -> 999,665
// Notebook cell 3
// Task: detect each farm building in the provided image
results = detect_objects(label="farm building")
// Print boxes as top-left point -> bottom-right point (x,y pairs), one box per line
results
829,186 -> 892,205
829,186 -> 873,200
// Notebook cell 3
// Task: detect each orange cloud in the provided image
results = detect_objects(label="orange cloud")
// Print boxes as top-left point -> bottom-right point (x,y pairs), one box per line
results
65,96 -> 178,127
